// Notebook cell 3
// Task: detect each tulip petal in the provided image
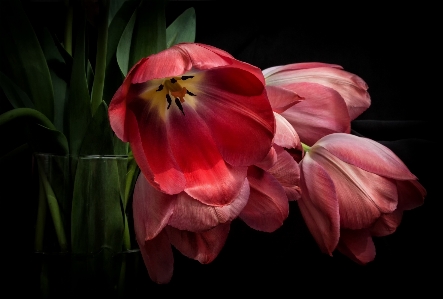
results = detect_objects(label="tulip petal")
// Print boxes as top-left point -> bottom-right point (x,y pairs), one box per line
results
194,67 -> 275,166
133,174 -> 176,240
265,85 -> 304,113
279,82 -> 351,146
139,229 -> 174,284
337,229 -> 376,265
316,133 -> 417,180
274,112 -> 301,149
370,210 -> 403,237
165,102 -> 248,206
311,148 -> 398,229
263,62 -> 342,78
267,145 -> 301,201
298,157 -> 340,255
240,166 -> 289,232
166,222 -> 231,264
396,180 -> 426,210
265,66 -> 370,120
254,146 -> 278,171
129,92 -> 187,194
167,179 -> 250,231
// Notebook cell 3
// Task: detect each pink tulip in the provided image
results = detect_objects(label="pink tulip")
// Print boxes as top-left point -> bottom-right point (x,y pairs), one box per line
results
263,62 -> 371,146
109,43 -> 275,206
297,133 -> 426,264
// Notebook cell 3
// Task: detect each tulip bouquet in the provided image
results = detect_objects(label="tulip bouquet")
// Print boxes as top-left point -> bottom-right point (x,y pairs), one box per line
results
0,0 -> 427,292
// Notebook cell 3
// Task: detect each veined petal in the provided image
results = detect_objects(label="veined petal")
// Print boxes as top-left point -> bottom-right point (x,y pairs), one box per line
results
166,103 -> 248,206
267,145 -> 301,201
337,229 -> 376,265
254,146 -> 278,171
166,222 -> 231,264
265,85 -> 304,113
315,133 -> 417,180
274,112 -> 301,149
195,67 -> 275,166
130,94 -> 186,194
279,82 -> 351,146
139,230 -> 174,284
298,157 -> 340,255
265,66 -> 370,120
240,166 -> 289,232
370,210 -> 403,237
177,43 -> 233,70
167,179 -> 249,232
263,62 -> 343,78
396,180 -> 426,210
131,49 -> 192,84
311,148 -> 398,229
133,174 -> 176,241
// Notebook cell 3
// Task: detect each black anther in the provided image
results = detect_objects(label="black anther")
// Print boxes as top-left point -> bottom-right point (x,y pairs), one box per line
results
181,76 -> 194,80
170,78 -> 177,83
175,98 -> 185,115
166,94 -> 172,109
186,90 -> 196,96
156,84 -> 164,91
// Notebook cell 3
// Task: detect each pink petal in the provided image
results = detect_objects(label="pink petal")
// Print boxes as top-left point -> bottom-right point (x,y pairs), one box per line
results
133,174 -> 176,240
177,43 -> 233,70
315,133 -> 417,180
265,85 -> 304,113
131,49 -> 192,84
267,145 -> 301,201
265,65 -> 370,120
240,166 -> 289,232
130,94 -> 186,194
195,67 -> 275,166
166,222 -> 231,264
274,112 -> 301,149
311,148 -> 398,229
396,180 -> 426,210
166,103 -> 248,206
337,229 -> 376,265
262,62 -> 343,78
370,210 -> 403,237
279,82 -> 351,146
298,157 -> 340,255
254,146 -> 278,171
167,179 -> 250,232
138,230 -> 174,284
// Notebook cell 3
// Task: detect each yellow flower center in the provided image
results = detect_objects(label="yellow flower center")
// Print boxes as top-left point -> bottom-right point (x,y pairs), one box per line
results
156,76 -> 197,116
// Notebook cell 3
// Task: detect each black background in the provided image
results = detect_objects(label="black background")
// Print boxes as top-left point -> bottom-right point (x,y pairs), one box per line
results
2,0 -> 440,296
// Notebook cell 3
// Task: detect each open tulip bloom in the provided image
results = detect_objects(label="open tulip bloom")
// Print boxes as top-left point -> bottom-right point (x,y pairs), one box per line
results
109,43 -> 426,283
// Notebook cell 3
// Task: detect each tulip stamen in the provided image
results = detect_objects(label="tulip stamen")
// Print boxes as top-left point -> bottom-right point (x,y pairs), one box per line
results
166,94 -> 172,109
156,77 -> 196,115
175,98 -> 185,115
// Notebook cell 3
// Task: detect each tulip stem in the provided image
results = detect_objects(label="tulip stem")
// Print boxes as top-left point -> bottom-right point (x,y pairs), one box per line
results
302,142 -> 311,153
63,0 -> 73,55
91,0 -> 110,115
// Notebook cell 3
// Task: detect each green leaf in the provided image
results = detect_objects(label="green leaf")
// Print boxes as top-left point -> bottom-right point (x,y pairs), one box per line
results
107,0 -> 141,68
0,0 -> 54,121
116,0 -> 167,75
116,12 -> 136,76
71,156 -> 126,255
166,7 -> 196,48
0,71 -> 35,109
67,6 -> 92,157
129,0 -> 167,69
27,124 -> 69,156
78,101 -> 115,156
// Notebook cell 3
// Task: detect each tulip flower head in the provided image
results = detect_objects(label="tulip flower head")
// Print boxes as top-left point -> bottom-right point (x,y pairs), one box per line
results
263,62 -> 371,146
297,133 -> 426,264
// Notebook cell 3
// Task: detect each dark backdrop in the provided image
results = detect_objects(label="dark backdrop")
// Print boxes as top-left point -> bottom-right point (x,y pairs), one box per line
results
3,0 -> 439,296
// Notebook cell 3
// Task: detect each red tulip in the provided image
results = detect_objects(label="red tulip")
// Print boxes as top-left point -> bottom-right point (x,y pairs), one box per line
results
263,62 -> 371,146
109,43 -> 275,206
132,102 -> 302,283
297,133 -> 426,264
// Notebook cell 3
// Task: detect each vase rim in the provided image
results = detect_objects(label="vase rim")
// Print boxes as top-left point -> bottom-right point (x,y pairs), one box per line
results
34,153 -> 129,159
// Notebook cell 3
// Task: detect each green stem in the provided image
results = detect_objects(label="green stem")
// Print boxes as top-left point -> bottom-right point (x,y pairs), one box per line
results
37,159 -> 68,252
64,0 -> 73,55
90,0 -> 110,115
302,142 -> 311,153
34,175 -> 47,252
